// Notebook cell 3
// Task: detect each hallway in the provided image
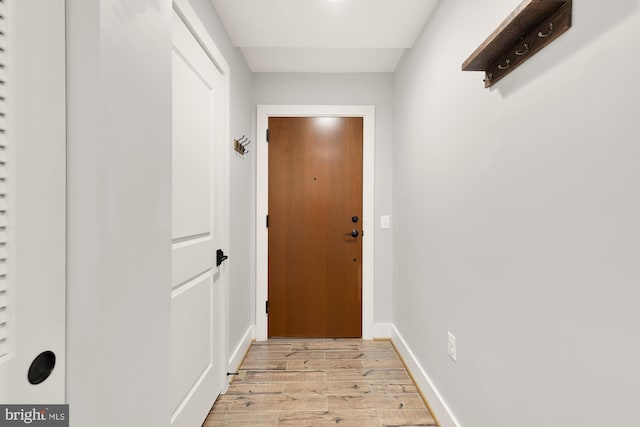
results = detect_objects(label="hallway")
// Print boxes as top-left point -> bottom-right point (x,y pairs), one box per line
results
205,339 -> 437,426
4,1 -> 637,426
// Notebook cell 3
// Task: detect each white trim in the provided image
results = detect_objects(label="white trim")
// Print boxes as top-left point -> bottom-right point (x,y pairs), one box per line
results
173,0 -> 231,391
373,323 -> 393,339
173,0 -> 230,75
256,105 -> 375,341
391,324 -> 462,427
227,325 -> 255,379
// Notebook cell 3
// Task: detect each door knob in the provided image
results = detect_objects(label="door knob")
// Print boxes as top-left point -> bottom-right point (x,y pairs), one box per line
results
352,216 -> 359,223
344,230 -> 359,238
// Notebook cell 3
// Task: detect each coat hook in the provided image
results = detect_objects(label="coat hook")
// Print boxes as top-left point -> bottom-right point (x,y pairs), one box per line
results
515,42 -> 530,56
483,72 -> 493,83
538,22 -> 554,38
497,58 -> 511,70
234,135 -> 250,156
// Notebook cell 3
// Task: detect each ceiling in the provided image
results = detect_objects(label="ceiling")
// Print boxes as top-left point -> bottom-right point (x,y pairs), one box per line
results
210,0 -> 441,73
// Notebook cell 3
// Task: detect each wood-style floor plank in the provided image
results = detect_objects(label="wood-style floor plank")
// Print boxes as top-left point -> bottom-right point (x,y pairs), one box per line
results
224,383 -> 285,395
202,339 -> 436,427
228,394 -> 328,412
324,368 -> 411,381
245,350 -> 326,360
239,360 -> 288,370
324,350 -> 397,360
327,394 -> 426,411
277,410 -> 380,427
243,370 -> 326,383
283,380 -> 372,395
203,411 -> 279,427
286,359 -> 365,371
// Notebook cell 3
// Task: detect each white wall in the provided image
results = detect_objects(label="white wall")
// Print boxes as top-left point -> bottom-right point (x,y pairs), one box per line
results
66,0 -> 172,426
393,1 -> 640,426
186,0 -> 255,355
253,73 -> 395,325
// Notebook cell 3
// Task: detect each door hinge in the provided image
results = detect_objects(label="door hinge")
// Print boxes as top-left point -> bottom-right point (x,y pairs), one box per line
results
266,214 -> 269,228
265,300 -> 270,314
266,129 -> 270,142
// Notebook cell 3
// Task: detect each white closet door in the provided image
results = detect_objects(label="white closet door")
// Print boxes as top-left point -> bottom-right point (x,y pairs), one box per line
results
0,0 -> 66,403
170,9 -> 227,427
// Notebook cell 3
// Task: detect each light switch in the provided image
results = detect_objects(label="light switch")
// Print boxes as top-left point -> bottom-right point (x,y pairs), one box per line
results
380,215 -> 391,229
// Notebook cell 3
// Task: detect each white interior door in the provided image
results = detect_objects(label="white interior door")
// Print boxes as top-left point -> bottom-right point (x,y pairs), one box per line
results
0,0 -> 66,403
171,9 -> 227,427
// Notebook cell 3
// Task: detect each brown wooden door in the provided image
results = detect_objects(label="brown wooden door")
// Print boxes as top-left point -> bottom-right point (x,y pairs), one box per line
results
268,117 -> 363,338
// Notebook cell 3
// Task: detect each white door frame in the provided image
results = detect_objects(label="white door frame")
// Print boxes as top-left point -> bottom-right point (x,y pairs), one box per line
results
256,105 -> 375,341
172,0 -> 230,384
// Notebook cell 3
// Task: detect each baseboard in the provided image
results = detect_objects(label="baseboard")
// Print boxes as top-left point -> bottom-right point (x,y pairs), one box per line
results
390,324 -> 462,427
373,322 -> 392,338
228,325 -> 255,373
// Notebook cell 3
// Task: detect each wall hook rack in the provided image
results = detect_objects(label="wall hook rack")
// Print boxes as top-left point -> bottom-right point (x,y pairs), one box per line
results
234,135 -> 251,156
462,0 -> 572,88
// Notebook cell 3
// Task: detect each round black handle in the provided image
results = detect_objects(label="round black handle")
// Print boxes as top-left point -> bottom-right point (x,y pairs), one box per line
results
28,351 -> 56,385
352,216 -> 359,223
344,230 -> 359,238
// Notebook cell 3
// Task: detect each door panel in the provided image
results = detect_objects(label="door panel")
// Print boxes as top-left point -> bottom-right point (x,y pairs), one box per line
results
172,45 -> 213,239
171,9 -> 225,427
171,274 -> 213,408
268,117 -> 363,338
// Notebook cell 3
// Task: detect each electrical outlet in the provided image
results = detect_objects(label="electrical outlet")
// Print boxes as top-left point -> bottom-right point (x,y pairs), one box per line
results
447,332 -> 457,362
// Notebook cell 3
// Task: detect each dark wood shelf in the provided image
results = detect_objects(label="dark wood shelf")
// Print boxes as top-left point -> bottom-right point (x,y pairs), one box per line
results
462,0 -> 572,88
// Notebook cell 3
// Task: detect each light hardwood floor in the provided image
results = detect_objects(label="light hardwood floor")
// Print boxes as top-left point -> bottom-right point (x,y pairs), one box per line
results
203,339 -> 437,427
